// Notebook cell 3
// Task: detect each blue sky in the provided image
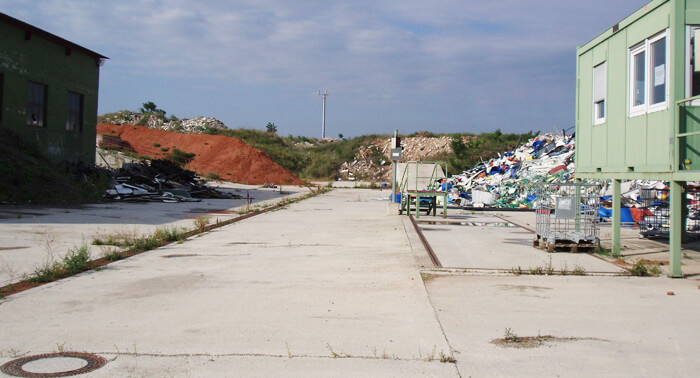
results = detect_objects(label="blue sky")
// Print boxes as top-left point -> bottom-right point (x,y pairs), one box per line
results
1,0 -> 650,137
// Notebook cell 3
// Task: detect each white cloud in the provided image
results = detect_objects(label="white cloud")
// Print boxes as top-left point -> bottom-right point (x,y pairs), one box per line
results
0,0 -> 650,134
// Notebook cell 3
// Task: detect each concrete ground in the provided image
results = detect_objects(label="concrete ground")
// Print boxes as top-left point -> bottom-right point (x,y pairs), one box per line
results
0,182 -> 309,286
1,189 -> 699,376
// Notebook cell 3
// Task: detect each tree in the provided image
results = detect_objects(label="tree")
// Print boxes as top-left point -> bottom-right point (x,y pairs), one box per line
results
266,122 -> 277,133
338,133 -> 344,139
140,101 -> 166,118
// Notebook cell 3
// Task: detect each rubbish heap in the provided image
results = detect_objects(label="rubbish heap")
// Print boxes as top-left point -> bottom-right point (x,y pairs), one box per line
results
104,159 -> 241,202
446,133 -> 576,208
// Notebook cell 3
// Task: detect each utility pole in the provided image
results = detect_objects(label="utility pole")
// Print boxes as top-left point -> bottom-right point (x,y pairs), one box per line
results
318,90 -> 328,139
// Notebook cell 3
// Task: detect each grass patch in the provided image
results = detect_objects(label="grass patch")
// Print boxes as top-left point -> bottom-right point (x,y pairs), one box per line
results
629,261 -> 661,277
204,172 -> 221,181
28,243 -> 92,283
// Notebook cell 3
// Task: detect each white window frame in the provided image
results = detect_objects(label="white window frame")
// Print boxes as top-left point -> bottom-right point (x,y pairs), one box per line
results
593,62 -> 607,125
628,29 -> 669,117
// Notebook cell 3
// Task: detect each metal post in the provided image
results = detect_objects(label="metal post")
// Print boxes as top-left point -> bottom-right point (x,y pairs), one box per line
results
612,179 -> 621,256
670,180 -> 683,277
392,130 -> 397,204
319,90 -> 328,139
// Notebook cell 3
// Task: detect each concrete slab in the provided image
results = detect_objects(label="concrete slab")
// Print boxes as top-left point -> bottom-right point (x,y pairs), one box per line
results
0,183 -> 309,285
0,189 -> 455,376
426,274 -> 700,377
415,212 -> 622,273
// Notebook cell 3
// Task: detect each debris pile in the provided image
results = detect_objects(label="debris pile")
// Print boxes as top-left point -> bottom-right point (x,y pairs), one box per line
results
99,112 -> 228,134
338,135 -> 465,181
446,133 -> 576,208
105,159 -> 241,202
97,124 -> 305,185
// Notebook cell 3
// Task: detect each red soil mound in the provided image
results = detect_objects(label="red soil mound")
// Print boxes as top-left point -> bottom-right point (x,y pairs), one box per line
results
97,124 -> 304,185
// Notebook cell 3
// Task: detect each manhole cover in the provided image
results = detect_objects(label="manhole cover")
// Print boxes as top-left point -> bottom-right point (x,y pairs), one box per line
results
0,352 -> 107,377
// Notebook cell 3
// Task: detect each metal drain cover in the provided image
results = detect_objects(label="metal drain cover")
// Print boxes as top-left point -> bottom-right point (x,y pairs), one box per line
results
0,352 -> 107,377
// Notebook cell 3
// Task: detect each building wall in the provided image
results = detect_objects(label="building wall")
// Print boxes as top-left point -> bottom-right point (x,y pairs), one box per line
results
576,0 -> 674,179
0,20 -> 100,164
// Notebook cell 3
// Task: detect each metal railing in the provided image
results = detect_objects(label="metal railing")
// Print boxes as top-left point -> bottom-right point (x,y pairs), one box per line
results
675,95 -> 700,172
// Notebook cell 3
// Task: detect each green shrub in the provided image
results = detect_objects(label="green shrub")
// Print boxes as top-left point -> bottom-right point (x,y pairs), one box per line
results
630,261 -> 661,277
62,244 -> 91,275
166,148 -> 196,165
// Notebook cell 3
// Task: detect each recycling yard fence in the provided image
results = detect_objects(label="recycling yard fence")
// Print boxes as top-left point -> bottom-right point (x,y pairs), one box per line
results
534,182 -> 601,252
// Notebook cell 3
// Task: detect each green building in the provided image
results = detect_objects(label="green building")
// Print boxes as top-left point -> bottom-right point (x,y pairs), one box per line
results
0,12 -> 106,164
576,0 -> 700,276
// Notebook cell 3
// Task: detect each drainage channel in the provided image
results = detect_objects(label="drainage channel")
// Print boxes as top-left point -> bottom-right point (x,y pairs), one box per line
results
416,220 -> 516,228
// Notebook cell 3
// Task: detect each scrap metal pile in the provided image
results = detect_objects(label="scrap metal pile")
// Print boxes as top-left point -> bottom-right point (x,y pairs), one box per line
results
104,159 -> 241,202
446,133 -> 577,208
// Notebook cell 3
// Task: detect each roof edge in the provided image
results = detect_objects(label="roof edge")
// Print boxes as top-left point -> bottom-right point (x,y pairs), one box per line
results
0,12 -> 108,61
577,0 -> 669,56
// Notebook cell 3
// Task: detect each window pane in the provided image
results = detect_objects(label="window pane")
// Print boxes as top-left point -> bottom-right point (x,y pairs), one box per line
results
27,82 -> 46,126
66,92 -> 83,131
633,51 -> 646,106
595,100 -> 605,119
650,37 -> 666,105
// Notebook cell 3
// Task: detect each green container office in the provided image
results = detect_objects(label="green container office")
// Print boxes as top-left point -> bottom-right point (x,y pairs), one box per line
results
576,0 -> 700,276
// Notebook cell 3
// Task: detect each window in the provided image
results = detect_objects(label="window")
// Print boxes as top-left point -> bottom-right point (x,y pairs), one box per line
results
593,62 -> 606,124
629,30 -> 668,116
27,81 -> 47,126
66,91 -> 83,131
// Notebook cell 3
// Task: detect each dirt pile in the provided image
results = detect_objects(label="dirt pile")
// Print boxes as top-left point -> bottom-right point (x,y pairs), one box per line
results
97,124 -> 304,185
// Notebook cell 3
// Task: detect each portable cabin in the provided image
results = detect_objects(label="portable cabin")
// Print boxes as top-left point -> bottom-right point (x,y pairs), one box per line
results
576,0 -> 700,276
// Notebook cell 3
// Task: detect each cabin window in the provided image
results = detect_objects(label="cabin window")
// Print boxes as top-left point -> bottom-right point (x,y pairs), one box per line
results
629,30 -> 668,116
593,62 -> 607,124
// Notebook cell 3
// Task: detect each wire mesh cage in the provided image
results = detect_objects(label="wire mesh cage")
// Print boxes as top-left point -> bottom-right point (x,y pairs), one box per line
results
638,186 -> 700,238
534,182 -> 601,252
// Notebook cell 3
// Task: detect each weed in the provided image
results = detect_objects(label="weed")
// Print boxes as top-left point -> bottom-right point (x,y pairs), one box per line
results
439,352 -> 456,363
160,147 -> 169,152
62,244 -> 91,275
560,262 -> 569,276
153,143 -> 161,147
30,256 -> 64,283
427,345 -> 436,361
630,261 -> 661,277
529,266 -> 544,275
511,266 -> 523,276
326,342 -> 339,358
372,346 -> 378,358
193,216 -> 210,233
504,328 -> 519,343
572,265 -> 587,276
285,341 -> 291,359
102,247 -> 123,261
55,342 -> 67,353
544,257 -> 554,275
153,226 -> 187,243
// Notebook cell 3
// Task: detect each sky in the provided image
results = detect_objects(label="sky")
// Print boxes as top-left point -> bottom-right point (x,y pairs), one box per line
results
1,0 -> 651,138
